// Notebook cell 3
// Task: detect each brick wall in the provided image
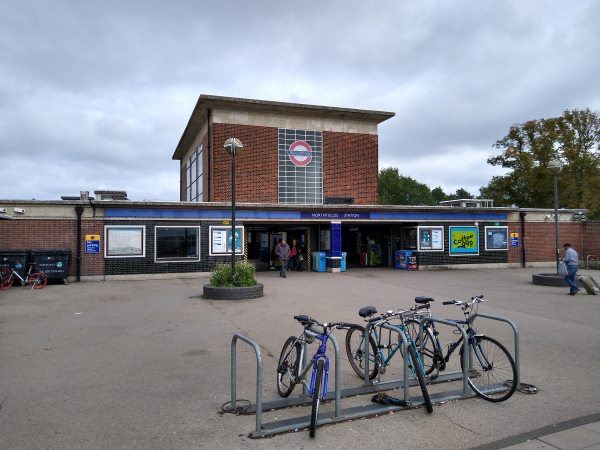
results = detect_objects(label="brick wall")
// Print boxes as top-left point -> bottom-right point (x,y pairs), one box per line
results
522,222 -> 584,262
582,221 -> 600,259
416,222 -> 509,266
104,220 -> 241,275
210,123 -> 279,203
323,131 -> 378,204
0,218 -> 105,276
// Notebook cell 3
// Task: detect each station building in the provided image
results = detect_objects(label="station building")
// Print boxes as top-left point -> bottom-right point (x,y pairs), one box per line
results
0,95 -> 598,280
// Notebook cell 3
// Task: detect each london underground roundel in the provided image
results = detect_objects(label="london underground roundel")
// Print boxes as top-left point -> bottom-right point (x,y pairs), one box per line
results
287,140 -> 313,167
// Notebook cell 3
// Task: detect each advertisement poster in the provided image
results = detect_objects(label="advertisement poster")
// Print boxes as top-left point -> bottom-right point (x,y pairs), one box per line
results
485,226 -> 509,250
418,226 -> 444,251
449,226 -> 479,255
210,226 -> 244,256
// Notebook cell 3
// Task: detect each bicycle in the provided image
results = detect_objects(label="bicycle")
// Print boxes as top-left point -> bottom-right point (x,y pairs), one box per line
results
0,263 -> 48,290
405,295 -> 517,402
345,304 -> 433,413
276,314 -> 345,438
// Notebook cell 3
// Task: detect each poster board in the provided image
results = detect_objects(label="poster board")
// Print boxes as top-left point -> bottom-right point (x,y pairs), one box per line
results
417,226 -> 444,251
449,226 -> 479,256
209,226 -> 244,256
485,226 -> 509,251
105,226 -> 145,257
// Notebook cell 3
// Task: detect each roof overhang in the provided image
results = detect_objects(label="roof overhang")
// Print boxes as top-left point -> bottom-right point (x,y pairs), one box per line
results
172,95 -> 395,160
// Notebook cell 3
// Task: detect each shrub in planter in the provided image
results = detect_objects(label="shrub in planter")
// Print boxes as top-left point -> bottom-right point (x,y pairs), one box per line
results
210,261 -> 257,287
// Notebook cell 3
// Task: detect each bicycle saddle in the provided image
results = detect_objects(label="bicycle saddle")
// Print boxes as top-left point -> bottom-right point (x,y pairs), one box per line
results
415,296 -> 434,304
358,306 -> 377,318
293,314 -> 315,326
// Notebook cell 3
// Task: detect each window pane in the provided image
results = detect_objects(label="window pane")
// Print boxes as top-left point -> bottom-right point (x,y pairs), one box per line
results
197,145 -> 203,176
156,227 -> 199,260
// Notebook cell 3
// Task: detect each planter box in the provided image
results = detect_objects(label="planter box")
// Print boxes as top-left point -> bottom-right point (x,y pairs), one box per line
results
202,283 -> 264,300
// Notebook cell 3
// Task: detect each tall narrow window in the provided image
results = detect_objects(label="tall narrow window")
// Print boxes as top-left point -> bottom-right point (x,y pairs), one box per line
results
196,144 -> 203,202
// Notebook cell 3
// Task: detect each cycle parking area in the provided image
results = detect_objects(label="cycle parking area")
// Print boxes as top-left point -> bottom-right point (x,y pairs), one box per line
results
1,268 -> 599,448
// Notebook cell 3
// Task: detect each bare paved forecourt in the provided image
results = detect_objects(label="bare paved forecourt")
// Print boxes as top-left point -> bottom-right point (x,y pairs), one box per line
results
1,268 -> 599,449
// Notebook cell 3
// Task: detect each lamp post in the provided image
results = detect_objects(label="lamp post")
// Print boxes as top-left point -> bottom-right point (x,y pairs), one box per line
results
548,158 -> 563,273
224,138 -> 243,276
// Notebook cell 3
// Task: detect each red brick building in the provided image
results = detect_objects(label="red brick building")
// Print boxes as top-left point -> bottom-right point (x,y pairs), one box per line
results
0,95 -> 597,279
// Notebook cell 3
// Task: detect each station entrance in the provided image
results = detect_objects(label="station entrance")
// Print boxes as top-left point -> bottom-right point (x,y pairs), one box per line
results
246,225 -> 310,271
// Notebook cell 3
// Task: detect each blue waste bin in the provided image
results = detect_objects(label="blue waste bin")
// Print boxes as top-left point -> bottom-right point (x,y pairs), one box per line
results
312,252 -> 326,272
341,252 -> 347,272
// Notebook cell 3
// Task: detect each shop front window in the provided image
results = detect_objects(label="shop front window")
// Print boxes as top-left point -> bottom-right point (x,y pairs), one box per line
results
155,226 -> 200,262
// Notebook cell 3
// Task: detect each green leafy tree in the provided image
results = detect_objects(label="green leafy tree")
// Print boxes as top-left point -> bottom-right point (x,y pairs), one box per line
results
378,168 -> 434,205
481,109 -> 600,217
431,186 -> 447,204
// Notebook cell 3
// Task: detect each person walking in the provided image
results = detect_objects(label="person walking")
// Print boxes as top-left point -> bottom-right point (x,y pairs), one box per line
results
275,239 -> 290,278
563,243 -> 580,295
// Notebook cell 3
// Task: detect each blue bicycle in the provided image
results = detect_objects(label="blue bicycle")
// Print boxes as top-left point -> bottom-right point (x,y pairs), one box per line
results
276,315 -> 344,438
345,303 -> 433,413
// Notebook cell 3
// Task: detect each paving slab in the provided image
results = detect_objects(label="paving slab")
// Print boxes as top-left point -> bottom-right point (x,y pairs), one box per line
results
538,426 -> 600,450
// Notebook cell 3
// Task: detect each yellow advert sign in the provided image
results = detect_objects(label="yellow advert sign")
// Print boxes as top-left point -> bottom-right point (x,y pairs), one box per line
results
85,234 -> 101,241
449,226 -> 479,255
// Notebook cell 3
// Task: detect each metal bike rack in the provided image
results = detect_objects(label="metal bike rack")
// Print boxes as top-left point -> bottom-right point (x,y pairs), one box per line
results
230,333 -> 263,435
227,312 -> 520,438
586,255 -> 598,269
471,312 -> 520,386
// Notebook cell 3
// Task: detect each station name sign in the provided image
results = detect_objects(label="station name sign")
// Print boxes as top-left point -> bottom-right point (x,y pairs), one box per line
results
300,212 -> 371,220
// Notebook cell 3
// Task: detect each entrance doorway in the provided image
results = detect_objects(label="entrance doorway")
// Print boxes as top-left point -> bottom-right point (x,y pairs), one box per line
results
342,224 -> 391,268
246,226 -> 310,271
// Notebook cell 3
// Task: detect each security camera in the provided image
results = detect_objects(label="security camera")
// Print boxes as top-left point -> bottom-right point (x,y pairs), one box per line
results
13,207 -> 25,214
0,207 -> 6,214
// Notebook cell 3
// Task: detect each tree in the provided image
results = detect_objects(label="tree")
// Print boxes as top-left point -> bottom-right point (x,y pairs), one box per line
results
481,109 -> 600,217
430,186 -> 447,204
378,168 -> 434,205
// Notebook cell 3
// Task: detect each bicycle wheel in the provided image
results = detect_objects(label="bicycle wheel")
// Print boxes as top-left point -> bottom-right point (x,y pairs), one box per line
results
460,335 -> 517,402
408,343 -> 433,413
277,336 -> 301,397
406,319 -> 439,376
345,325 -> 378,379
309,358 -> 325,438
0,270 -> 14,290
28,273 -> 48,289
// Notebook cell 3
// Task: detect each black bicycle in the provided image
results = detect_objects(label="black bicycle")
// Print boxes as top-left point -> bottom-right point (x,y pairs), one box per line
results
405,295 -> 517,402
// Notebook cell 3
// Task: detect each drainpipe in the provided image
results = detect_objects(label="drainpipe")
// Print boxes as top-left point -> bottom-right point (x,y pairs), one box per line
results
75,204 -> 84,282
519,211 -> 526,268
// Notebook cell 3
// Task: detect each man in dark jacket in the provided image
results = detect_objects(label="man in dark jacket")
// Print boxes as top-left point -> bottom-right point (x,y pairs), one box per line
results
275,239 -> 290,278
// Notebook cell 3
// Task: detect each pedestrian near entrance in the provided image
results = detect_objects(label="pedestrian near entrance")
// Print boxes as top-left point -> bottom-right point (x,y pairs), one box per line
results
275,239 -> 290,278
563,243 -> 580,295
289,239 -> 299,270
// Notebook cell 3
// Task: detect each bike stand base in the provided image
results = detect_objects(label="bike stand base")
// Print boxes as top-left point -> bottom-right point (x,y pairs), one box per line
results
248,370 -> 465,414
250,387 -> 479,438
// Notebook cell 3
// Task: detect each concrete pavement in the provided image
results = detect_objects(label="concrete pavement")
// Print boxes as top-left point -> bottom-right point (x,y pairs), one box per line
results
1,267 -> 599,448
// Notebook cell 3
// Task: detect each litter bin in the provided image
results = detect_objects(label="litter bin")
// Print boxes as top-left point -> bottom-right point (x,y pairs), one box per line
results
312,252 -> 326,272
31,250 -> 71,280
0,250 -> 29,279
341,252 -> 347,272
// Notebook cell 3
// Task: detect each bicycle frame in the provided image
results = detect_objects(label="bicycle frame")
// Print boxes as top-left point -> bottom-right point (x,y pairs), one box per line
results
282,328 -> 331,398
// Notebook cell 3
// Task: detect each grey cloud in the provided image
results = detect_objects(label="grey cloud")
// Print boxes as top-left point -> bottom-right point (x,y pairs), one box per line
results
0,0 -> 599,201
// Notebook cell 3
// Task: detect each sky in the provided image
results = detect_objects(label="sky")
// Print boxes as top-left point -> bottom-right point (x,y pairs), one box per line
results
1,0 -> 599,201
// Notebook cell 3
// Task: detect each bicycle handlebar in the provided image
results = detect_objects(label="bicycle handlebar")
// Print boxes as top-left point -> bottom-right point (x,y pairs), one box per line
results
442,295 -> 487,307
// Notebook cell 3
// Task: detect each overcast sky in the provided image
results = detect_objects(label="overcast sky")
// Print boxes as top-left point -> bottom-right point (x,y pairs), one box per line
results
1,1 -> 599,201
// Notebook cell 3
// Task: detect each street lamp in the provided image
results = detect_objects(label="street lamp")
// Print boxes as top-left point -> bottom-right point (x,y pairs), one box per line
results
548,158 -> 563,273
224,138 -> 243,277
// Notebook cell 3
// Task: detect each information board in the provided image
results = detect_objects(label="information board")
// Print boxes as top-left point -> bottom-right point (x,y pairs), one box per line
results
209,226 -> 244,256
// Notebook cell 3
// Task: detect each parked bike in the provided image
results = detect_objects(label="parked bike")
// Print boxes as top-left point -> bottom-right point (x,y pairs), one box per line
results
405,295 -> 517,402
0,264 -> 47,290
276,315 -> 345,438
345,303 -> 433,413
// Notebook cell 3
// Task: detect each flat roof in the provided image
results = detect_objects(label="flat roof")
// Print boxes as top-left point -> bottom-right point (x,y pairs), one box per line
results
172,94 -> 395,160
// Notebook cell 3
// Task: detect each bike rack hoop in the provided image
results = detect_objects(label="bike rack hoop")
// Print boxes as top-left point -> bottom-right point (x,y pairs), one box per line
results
470,312 -> 520,386
421,316 -> 470,396
231,333 -> 263,434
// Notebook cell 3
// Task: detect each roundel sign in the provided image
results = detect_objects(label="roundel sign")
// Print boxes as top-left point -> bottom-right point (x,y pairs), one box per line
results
287,140 -> 313,167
